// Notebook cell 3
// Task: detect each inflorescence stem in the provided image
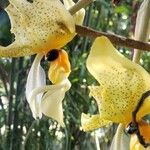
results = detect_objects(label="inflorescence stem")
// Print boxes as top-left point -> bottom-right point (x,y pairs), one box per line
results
69,0 -> 94,15
70,0 -> 150,52
75,25 -> 150,51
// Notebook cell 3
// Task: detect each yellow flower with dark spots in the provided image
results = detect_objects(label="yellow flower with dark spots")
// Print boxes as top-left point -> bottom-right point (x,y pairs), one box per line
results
0,0 -> 75,57
81,36 -> 150,131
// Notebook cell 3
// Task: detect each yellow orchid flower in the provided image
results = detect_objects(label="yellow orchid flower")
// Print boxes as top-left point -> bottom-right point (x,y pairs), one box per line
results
25,50 -> 71,126
111,1 -> 150,149
81,36 -> 150,131
130,121 -> 150,150
0,0 -> 75,57
0,0 -> 85,126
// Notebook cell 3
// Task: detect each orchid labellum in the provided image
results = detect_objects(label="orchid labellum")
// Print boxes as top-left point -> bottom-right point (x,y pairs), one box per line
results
26,49 -> 71,127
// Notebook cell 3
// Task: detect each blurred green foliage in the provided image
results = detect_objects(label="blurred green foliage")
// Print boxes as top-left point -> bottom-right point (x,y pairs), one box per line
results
0,0 -> 149,150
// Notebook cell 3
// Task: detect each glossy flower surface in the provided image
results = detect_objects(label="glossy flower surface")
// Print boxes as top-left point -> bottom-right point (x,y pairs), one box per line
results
25,50 -> 71,126
0,0 -> 75,57
81,36 -> 150,131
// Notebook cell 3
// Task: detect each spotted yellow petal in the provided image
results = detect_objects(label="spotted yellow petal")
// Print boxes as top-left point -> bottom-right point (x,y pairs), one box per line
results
0,0 -> 75,57
81,113 -> 111,131
86,36 -> 150,126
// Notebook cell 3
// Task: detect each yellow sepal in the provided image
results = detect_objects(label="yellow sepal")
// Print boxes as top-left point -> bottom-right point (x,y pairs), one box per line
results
82,36 -> 150,132
0,0 -> 75,57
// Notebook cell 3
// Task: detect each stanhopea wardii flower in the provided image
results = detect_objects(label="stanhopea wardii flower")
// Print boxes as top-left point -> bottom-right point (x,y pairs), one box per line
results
0,0 -> 75,57
24,0 -> 85,126
81,36 -> 150,131
0,0 -> 85,126
111,1 -> 150,149
26,50 -> 71,126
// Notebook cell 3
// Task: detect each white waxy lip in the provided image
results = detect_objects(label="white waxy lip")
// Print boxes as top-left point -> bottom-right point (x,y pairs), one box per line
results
26,53 -> 46,119
25,53 -> 71,126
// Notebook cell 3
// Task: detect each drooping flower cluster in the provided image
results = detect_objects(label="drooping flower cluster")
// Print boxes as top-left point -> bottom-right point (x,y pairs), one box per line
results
0,0 -> 150,149
25,50 -> 71,126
